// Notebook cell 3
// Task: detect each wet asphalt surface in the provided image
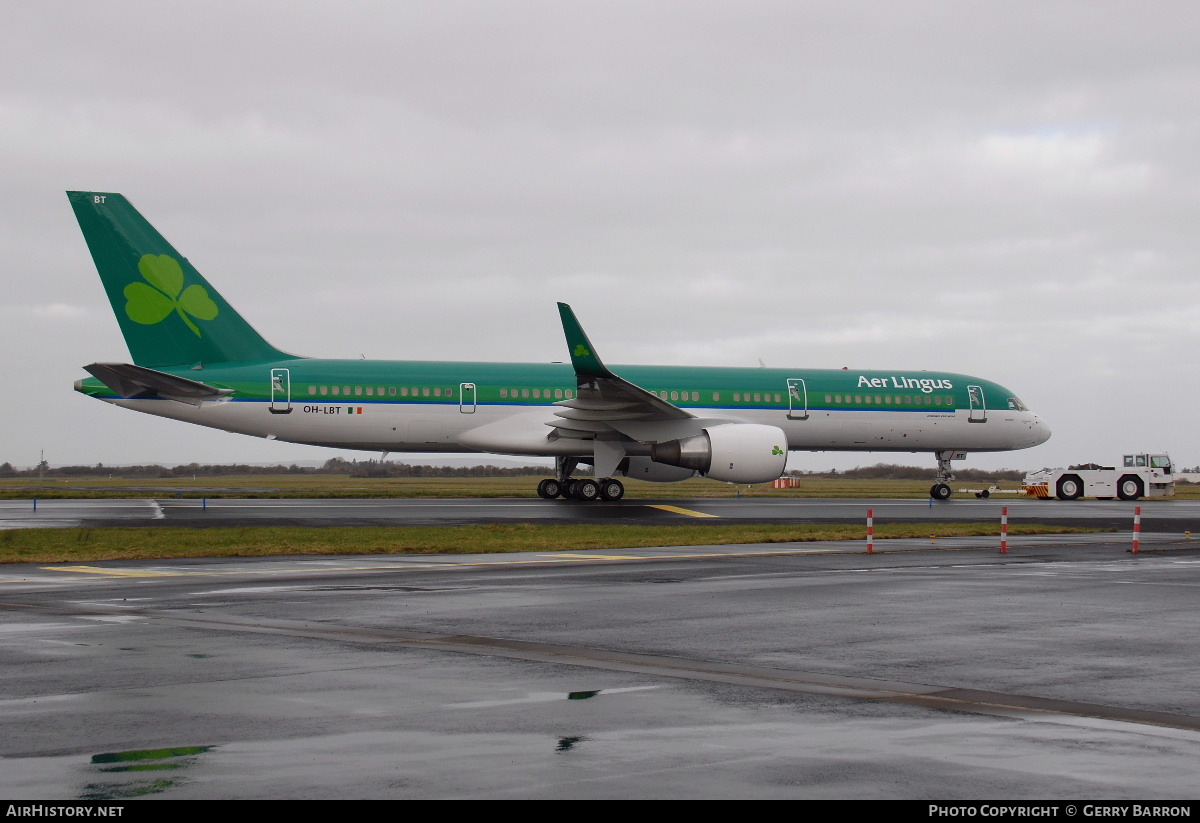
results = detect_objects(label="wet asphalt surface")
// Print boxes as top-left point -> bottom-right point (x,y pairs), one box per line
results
3,495 -> 1199,532
2,531 -> 1200,799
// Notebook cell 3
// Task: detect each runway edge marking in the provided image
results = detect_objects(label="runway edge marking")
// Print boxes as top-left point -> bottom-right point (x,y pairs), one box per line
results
647,504 -> 719,518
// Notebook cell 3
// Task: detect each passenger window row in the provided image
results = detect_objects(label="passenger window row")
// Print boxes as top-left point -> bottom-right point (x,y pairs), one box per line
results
823,394 -> 951,406
499,388 -> 575,399
299,385 -> 953,407
307,385 -> 454,398
730,392 -> 782,403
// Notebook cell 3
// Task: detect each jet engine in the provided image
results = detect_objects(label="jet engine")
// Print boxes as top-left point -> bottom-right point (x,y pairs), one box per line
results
649,423 -> 788,484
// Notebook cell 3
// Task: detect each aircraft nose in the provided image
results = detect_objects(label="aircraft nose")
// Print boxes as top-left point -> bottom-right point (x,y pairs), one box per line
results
1030,414 -> 1051,445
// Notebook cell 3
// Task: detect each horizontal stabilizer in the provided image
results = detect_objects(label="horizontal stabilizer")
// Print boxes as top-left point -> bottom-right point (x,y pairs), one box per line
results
83,363 -> 234,407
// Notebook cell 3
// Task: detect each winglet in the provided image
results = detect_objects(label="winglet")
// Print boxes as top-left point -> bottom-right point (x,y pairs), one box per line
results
557,303 -> 615,380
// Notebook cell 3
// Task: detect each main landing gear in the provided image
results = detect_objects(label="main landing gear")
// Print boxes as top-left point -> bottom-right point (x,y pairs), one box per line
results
536,457 -> 625,502
536,477 -> 625,501
929,450 -> 963,501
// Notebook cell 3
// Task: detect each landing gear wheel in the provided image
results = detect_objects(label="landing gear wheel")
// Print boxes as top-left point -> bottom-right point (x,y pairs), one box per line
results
1056,475 -> 1084,501
599,479 -> 625,501
572,479 -> 600,501
930,483 -> 952,501
537,479 -> 562,500
1117,475 -> 1144,501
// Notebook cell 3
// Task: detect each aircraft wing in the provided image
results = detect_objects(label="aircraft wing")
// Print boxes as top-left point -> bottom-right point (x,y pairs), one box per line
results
553,303 -> 756,447
551,303 -> 694,438
83,362 -> 234,407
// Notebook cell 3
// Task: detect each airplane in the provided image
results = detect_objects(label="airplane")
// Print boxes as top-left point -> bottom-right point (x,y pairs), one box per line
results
68,191 -> 1051,501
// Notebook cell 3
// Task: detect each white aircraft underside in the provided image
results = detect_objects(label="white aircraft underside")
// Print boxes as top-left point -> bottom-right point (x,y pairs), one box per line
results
105,396 -> 1050,456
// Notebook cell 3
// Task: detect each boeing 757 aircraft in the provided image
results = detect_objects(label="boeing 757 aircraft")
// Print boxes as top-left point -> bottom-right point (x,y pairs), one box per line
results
68,191 -> 1050,501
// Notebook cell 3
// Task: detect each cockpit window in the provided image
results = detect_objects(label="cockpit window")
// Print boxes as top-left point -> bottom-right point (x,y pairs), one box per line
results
1007,397 -> 1027,412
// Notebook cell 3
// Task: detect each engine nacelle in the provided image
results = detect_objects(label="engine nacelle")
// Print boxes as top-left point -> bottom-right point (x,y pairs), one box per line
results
650,423 -> 788,484
619,456 -> 697,483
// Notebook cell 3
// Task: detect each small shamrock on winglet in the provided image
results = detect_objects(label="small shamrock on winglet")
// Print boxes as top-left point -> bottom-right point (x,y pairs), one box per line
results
573,344 -> 591,357
124,254 -> 219,337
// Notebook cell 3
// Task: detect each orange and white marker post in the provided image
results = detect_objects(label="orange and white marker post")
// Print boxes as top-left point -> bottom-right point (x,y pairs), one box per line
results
1000,506 -> 1009,554
1132,506 -> 1142,554
866,508 -> 875,554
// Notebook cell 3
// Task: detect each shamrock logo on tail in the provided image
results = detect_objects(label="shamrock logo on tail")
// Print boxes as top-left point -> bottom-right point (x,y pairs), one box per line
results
573,344 -> 591,357
124,255 -> 219,337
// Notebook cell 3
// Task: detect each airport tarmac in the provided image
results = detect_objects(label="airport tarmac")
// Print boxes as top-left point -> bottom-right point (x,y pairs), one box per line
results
2,533 -> 1200,798
2,495 -> 1199,532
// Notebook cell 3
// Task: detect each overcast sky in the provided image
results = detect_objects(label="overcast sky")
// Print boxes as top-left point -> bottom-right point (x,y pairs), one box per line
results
3,1 -> 1198,472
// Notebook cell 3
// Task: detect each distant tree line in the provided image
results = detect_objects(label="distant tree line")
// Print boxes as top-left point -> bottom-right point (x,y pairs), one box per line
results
334,459 -> 553,478
0,458 -> 1024,482
0,458 -> 553,479
788,463 -> 1025,482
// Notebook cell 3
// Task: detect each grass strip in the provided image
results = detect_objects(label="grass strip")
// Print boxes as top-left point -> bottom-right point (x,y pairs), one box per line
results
5,474 -> 1198,500
0,522 -> 1102,564
0,475 -> 1063,499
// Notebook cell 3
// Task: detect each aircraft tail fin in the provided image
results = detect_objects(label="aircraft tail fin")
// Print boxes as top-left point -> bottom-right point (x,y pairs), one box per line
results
67,191 -> 294,367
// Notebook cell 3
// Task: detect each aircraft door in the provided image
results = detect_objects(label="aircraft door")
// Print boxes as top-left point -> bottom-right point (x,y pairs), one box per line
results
269,368 -> 292,414
459,382 -> 476,413
787,378 -> 809,420
967,384 -> 986,423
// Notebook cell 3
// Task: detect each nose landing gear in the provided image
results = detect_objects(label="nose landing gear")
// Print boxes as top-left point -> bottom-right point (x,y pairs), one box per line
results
930,450 -> 966,501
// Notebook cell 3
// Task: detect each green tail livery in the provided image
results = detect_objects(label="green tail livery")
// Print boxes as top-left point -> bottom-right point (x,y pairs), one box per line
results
69,191 -> 1051,501
68,192 -> 289,367
125,253 -> 219,337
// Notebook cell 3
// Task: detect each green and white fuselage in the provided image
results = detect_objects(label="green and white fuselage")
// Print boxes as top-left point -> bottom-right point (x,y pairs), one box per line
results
77,359 -> 1046,455
67,191 -> 1050,497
